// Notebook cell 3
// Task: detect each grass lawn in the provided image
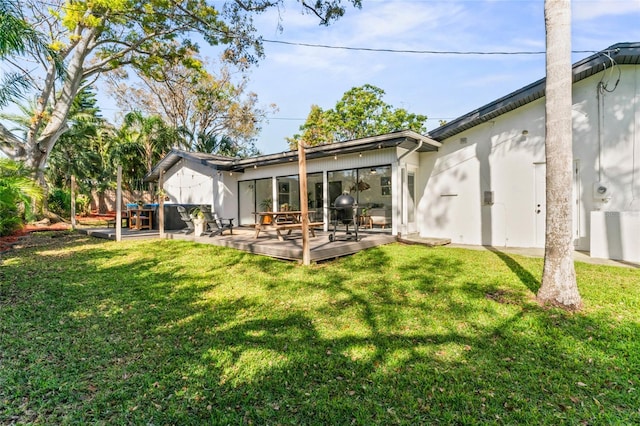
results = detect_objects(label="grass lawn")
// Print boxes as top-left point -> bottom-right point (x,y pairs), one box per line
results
1,231 -> 639,424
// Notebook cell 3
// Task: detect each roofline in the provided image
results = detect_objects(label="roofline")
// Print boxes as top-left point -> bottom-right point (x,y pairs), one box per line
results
428,42 -> 640,141
144,149 -> 234,182
145,130 -> 440,181
229,130 -> 440,171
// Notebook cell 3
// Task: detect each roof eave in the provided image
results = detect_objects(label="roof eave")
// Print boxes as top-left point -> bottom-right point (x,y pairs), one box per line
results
227,130 -> 441,172
428,42 -> 640,141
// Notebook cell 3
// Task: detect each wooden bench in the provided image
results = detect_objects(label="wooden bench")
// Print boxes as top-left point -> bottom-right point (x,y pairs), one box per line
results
269,221 -> 324,241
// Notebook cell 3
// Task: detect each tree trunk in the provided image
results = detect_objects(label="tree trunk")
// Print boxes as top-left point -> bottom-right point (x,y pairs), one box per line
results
537,0 -> 582,310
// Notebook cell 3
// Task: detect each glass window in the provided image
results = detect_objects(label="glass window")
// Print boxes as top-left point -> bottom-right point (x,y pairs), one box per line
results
306,172 -> 323,222
238,180 -> 255,225
355,166 -> 392,229
276,175 -> 299,210
408,172 -> 415,223
355,166 -> 391,206
327,169 -> 356,206
256,178 -> 273,211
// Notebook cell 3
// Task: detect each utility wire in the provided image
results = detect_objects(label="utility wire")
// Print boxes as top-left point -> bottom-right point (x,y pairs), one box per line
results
22,1 -> 608,57
262,39 -> 600,56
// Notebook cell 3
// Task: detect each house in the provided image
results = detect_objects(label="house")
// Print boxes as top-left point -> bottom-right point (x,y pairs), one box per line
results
145,131 -> 441,236
146,42 -> 640,263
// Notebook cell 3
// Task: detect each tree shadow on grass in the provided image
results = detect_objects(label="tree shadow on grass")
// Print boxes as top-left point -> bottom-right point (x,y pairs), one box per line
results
1,238 -> 639,424
485,247 -> 541,293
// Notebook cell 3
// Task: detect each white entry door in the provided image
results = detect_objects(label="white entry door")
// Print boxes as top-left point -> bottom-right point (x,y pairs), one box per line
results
534,163 -> 546,247
400,167 -> 418,235
407,170 -> 417,234
534,161 -> 580,249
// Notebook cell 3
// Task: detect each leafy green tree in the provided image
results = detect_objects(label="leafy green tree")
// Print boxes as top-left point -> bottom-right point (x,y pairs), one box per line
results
289,105 -> 336,147
2,86 -> 114,214
189,133 -> 259,158
0,0 -> 62,107
0,0 -> 361,188
287,84 -> 428,149
111,111 -> 180,193
47,86 -> 111,192
0,158 -> 43,235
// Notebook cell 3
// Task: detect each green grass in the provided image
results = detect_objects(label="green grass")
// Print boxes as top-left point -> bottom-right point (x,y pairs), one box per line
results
1,231 -> 639,425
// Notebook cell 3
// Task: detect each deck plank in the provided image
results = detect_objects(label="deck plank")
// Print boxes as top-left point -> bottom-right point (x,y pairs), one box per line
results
79,227 -> 396,262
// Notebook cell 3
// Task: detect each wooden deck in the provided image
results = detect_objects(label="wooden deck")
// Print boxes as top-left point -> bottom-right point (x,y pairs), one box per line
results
78,227 -> 397,263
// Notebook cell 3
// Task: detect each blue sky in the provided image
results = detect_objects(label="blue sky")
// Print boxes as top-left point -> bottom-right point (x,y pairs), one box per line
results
236,0 -> 640,154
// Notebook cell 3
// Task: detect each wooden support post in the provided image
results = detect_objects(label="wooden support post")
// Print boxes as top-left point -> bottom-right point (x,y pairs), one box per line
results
116,166 -> 122,242
70,175 -> 76,230
298,142 -> 310,265
159,170 -> 165,238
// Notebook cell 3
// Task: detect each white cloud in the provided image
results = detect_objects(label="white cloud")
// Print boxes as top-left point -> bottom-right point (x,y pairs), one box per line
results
573,0 -> 640,21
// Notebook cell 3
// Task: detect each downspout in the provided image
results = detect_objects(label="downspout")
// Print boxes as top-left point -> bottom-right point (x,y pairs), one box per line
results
398,139 -> 423,163
597,82 -> 604,182
396,139 -> 423,236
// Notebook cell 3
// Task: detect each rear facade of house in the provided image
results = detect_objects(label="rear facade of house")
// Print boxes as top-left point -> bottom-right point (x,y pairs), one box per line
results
148,42 -> 640,263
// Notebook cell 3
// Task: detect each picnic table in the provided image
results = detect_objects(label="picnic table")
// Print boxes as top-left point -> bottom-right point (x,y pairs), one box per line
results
253,211 -> 324,241
128,208 -> 153,230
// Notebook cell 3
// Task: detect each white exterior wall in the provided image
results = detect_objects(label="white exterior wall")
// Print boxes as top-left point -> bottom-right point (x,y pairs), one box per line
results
418,65 -> 640,256
162,160 -> 238,220
163,160 -> 216,206
162,149 -> 401,226
419,102 -> 545,247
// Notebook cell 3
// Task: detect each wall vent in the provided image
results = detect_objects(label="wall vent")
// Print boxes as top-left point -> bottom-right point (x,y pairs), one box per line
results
483,191 -> 494,205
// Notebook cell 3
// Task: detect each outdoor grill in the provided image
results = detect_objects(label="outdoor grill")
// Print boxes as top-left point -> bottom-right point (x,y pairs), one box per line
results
329,192 -> 359,242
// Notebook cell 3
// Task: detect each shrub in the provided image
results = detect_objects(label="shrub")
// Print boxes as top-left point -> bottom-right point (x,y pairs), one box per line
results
76,194 -> 91,216
48,188 -> 71,217
0,159 -> 42,236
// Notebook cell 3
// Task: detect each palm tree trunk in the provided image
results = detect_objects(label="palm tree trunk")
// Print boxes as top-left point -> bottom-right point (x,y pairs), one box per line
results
537,0 -> 582,310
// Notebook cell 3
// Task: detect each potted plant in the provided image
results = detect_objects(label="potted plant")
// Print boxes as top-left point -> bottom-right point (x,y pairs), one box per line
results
190,207 -> 205,236
260,198 -> 273,224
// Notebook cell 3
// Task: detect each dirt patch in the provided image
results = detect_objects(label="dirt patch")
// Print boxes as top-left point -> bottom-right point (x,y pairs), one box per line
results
0,213 -> 114,253
0,222 -> 73,253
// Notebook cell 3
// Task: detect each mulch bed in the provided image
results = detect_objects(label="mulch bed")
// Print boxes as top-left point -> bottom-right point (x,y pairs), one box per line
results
0,213 -> 115,254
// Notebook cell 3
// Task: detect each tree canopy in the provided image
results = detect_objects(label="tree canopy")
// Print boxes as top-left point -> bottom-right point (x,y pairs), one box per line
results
0,0 -> 62,107
0,0 -> 362,187
287,84 -> 428,149
107,55 -> 272,156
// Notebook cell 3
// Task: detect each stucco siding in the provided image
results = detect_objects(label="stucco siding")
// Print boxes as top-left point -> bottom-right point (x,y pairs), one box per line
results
418,65 -> 640,253
419,102 -> 545,247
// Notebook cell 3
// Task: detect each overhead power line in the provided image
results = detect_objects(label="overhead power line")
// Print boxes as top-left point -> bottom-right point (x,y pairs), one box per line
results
262,39 -> 599,56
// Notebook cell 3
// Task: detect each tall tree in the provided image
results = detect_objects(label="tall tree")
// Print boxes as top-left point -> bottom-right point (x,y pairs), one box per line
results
107,56 -> 270,154
287,84 -> 427,149
537,0 -> 582,309
113,111 -> 179,190
0,0 -> 361,187
47,86 -> 111,191
0,0 -> 61,107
